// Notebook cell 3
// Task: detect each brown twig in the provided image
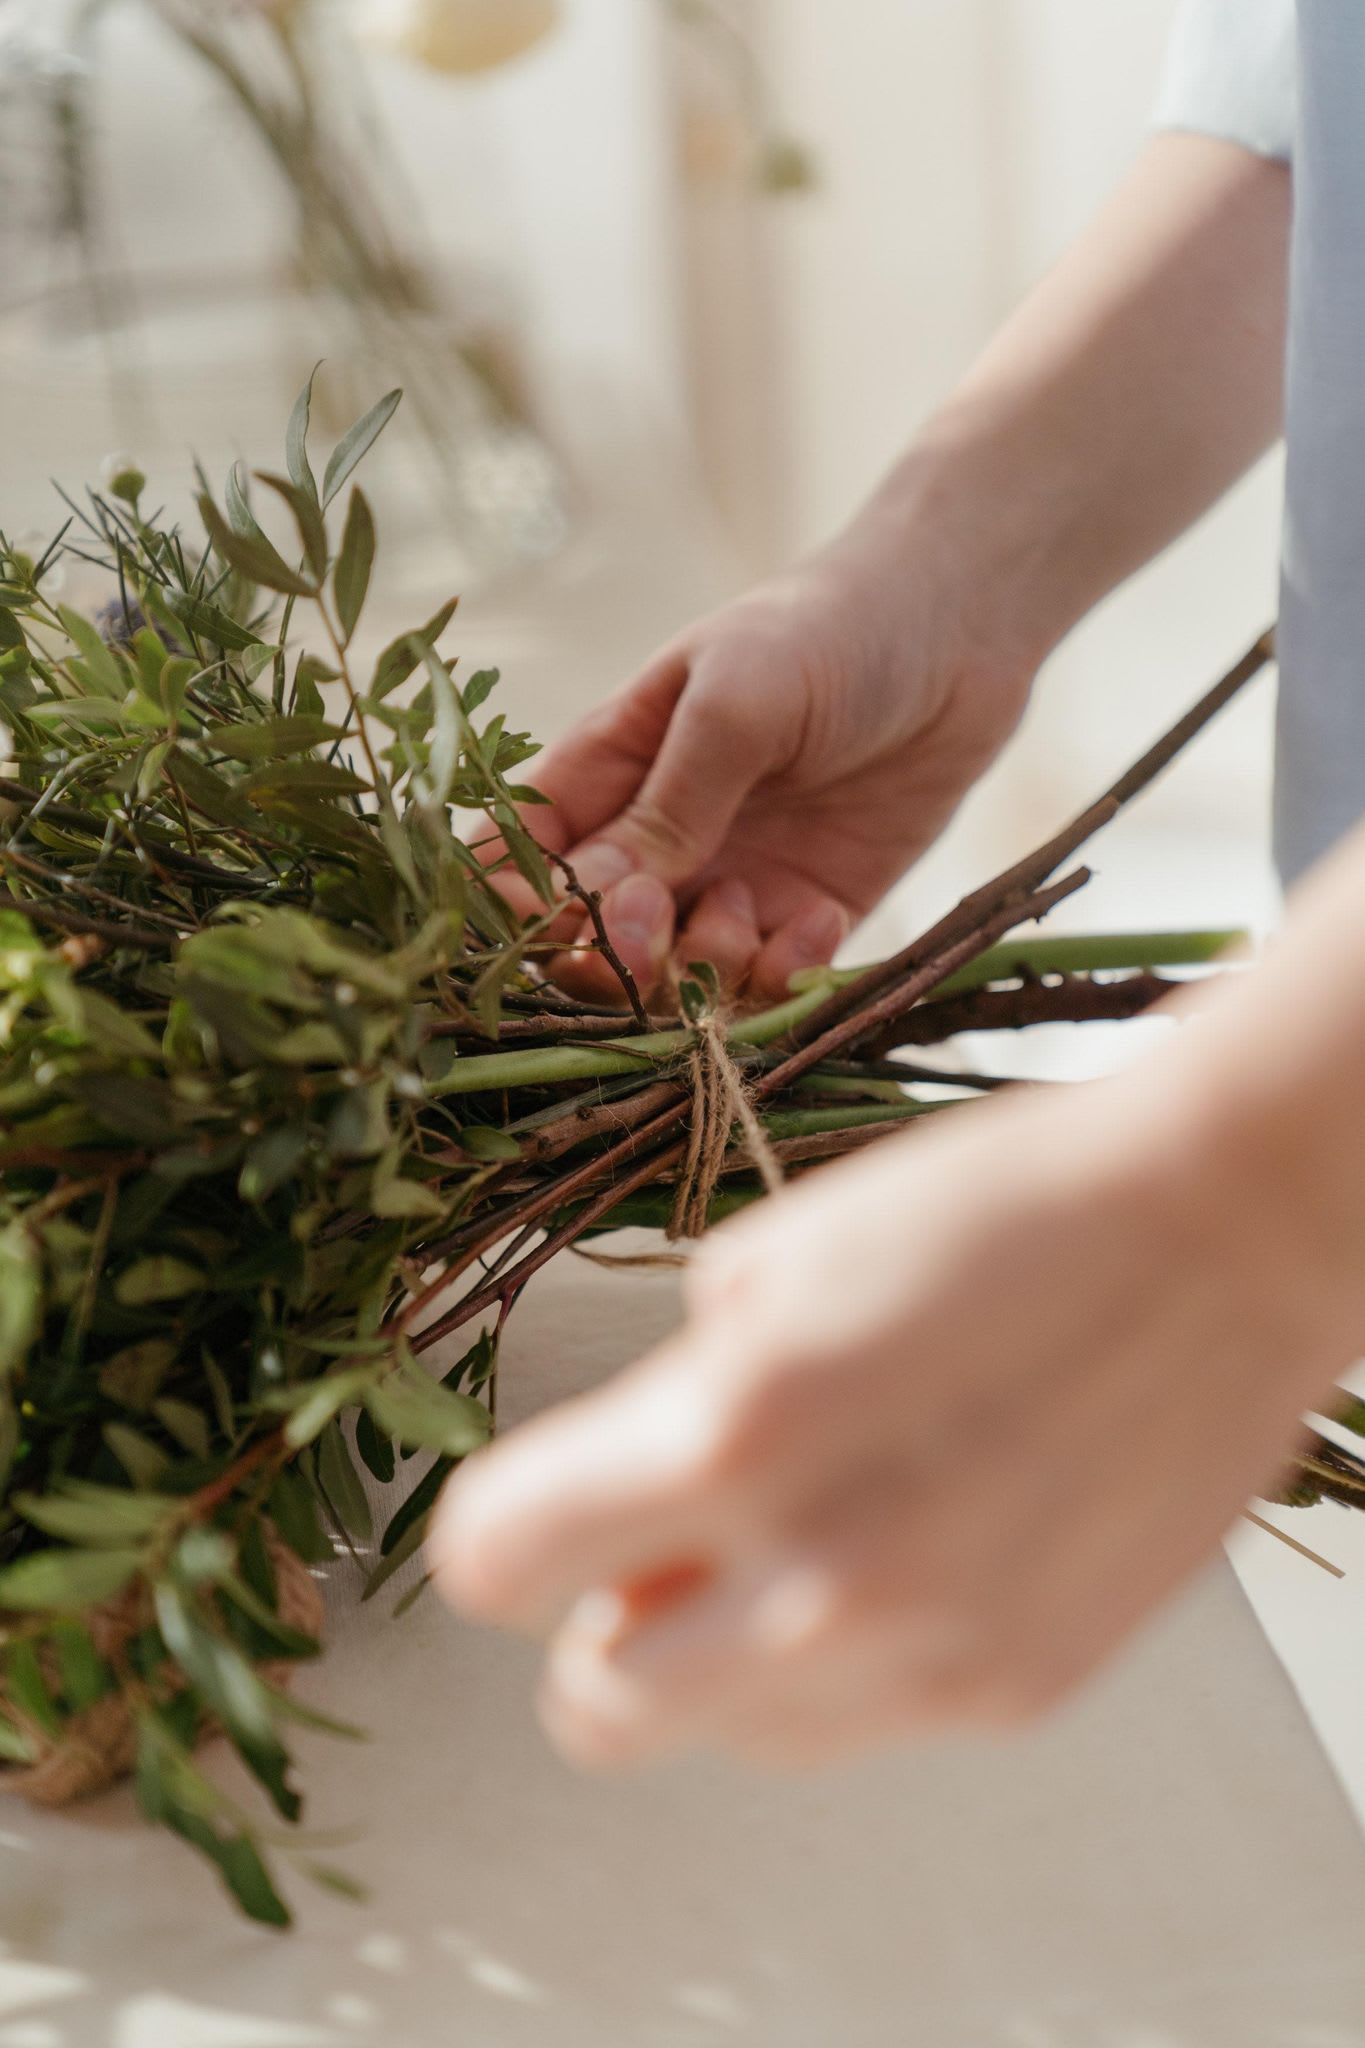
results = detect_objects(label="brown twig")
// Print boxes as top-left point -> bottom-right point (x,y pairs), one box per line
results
868,973 -> 1178,1053
0,778 -> 272,892
755,870 -> 1092,1101
0,846 -> 186,934
789,631 -> 1274,1054
548,851 -> 651,1030
0,894 -> 178,953
431,1010 -> 663,1044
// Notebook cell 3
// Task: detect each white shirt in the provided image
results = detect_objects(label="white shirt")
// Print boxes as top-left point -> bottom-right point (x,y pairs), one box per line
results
1157,0 -> 1296,162
1152,4 -> 1365,882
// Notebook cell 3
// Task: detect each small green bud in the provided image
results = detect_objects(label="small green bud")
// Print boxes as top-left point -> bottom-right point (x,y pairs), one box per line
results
102,455 -> 147,507
758,135 -> 818,196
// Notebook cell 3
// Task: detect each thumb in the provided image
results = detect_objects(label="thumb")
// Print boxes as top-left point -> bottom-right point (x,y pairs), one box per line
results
571,650 -> 779,893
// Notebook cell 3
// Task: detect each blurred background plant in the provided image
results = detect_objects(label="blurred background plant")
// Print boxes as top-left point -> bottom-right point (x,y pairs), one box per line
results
0,0 -> 810,583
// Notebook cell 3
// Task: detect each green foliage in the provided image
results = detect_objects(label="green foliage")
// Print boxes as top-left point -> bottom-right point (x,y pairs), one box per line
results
0,378 -> 537,1922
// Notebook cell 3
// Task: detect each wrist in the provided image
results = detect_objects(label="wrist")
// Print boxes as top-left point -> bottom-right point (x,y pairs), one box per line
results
826,398 -> 1098,684
1128,1010 -> 1365,1386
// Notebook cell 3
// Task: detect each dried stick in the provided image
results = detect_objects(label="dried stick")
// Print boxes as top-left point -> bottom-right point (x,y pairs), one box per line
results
0,895 -> 178,953
549,851 -> 651,1031
754,870 -> 1092,1101
870,973 -> 1179,1052
789,630 -> 1274,1054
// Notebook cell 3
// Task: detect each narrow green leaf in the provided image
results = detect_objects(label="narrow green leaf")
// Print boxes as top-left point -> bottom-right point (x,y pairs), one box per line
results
239,1125 -> 310,1204
115,1256 -> 205,1307
6,1640 -> 60,1733
0,1224 -> 41,1377
255,471 -> 328,585
286,364 -> 322,506
198,495 -> 316,599
53,1623 -> 110,1712
355,1406 -> 395,1486
244,760 -> 369,801
214,715 -> 343,762
459,1125 -> 523,1162
281,1367 -> 377,1451
371,598 -> 459,701
0,1715 -> 36,1765
361,1513 -> 428,1603
58,605 -> 125,693
152,1397 -> 212,1460
214,1833 -> 292,1929
302,1861 -> 368,1903
267,1467 -> 333,1565
322,389 -> 402,507
15,1486 -> 175,1545
333,488 -> 375,646
316,1418 -> 374,1541
421,646 -> 461,808
103,1422 -> 170,1489
0,1546 -> 142,1613
215,1572 -> 320,1660
157,588 -> 264,655
363,1366 -> 491,1461
378,1454 -> 451,1559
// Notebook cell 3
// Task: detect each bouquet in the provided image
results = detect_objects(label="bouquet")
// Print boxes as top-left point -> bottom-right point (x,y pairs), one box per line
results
0,382 -> 1341,1924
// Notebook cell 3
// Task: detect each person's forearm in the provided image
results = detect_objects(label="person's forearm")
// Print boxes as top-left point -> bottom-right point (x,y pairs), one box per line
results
1163,822 -> 1365,1327
837,134 -> 1291,672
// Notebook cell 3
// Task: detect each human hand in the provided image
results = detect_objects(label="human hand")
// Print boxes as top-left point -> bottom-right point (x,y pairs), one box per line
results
429,1049 -> 1359,1769
502,498 -> 1039,1006
495,130 -> 1292,1011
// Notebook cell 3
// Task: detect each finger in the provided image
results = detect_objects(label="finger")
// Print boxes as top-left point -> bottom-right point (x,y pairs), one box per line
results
537,1545 -> 980,1771
428,1353 -> 745,1631
524,651 -> 693,852
676,879 -> 762,995
567,645 -> 781,893
749,898 -> 850,1003
481,651 -> 693,934
584,1394 -> 1093,1766
466,810 -> 589,941
548,871 -> 677,1006
538,1565 -> 780,1768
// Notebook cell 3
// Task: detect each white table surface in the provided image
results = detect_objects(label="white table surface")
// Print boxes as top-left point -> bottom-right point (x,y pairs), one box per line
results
6,1250 -> 1365,2048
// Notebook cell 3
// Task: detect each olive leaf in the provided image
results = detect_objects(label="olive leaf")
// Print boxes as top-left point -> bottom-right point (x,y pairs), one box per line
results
334,488 -> 376,646
322,389 -> 402,507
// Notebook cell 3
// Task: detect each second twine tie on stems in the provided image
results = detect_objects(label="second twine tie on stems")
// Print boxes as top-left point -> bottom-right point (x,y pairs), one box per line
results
668,995 -> 786,1241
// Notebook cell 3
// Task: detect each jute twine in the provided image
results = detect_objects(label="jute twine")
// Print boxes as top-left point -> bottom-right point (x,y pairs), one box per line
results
668,1011 -> 785,1241
0,1530 -> 324,1809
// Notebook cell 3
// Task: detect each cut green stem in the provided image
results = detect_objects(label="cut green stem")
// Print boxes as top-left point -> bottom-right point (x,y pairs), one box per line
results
431,930 -> 1243,1097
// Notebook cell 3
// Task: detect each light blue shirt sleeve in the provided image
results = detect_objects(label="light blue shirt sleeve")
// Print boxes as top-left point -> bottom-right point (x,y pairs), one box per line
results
1154,0 -> 1297,162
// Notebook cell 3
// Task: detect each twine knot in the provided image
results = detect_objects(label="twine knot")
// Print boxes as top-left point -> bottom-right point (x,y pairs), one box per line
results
668,1004 -> 785,1240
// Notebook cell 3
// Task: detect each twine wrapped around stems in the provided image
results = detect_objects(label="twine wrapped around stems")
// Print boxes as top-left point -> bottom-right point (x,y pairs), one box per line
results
668,1012 -> 786,1241
0,1534 -> 324,1810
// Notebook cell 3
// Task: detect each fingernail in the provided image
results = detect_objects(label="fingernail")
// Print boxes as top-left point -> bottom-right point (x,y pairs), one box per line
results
606,874 -> 674,962
787,901 -> 849,969
708,878 -> 758,925
542,1640 -> 643,1737
538,1677 -> 642,1769
571,842 -> 635,897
